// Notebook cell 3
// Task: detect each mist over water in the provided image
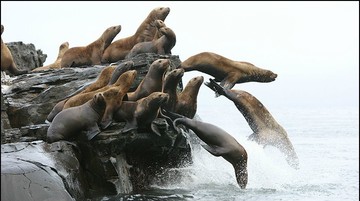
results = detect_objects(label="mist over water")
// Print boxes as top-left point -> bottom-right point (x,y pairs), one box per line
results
97,105 -> 359,201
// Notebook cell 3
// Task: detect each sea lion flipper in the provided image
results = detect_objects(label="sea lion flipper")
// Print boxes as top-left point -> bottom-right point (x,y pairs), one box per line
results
201,144 -> 227,156
86,124 -> 101,140
150,122 -> 162,136
121,119 -> 138,133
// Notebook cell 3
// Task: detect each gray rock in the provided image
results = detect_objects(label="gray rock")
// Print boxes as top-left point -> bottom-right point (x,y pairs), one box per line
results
1,52 -> 194,200
6,41 -> 47,72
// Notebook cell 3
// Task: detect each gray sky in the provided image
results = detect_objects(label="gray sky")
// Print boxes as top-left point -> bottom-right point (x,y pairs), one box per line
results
2,1 -> 359,110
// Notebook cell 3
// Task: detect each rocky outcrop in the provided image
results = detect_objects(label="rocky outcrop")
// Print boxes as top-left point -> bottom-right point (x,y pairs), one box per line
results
5,41 -> 47,72
1,52 -> 193,200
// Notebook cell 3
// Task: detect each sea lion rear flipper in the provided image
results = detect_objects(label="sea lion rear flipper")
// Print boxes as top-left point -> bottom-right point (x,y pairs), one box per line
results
150,122 -> 162,136
201,144 -> 227,157
86,125 -> 101,140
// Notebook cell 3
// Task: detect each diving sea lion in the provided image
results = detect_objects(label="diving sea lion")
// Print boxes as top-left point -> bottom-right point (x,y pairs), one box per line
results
175,75 -> 204,119
178,52 -> 277,91
61,25 -> 121,67
32,42 -> 69,71
127,59 -> 169,101
125,25 -> 176,59
161,68 -> 184,112
205,78 -> 299,169
47,92 -> 106,143
165,109 -> 248,189
1,25 -> 28,76
114,92 -> 169,136
101,7 -> 170,63
63,70 -> 137,109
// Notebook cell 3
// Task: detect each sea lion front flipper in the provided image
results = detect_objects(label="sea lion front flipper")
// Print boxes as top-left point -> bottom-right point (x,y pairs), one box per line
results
86,124 -> 101,140
121,119 -> 138,134
201,144 -> 227,157
220,73 -> 238,90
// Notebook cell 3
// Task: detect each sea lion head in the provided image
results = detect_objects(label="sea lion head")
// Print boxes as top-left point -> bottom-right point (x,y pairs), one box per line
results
92,92 -> 107,115
103,25 -> 122,47
149,92 -> 169,106
151,7 -> 170,21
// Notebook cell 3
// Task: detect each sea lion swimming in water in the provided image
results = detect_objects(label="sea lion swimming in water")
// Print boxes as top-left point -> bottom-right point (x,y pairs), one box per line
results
205,78 -> 299,169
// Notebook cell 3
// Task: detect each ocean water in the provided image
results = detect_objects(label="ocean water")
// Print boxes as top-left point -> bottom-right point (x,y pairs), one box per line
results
96,103 -> 359,201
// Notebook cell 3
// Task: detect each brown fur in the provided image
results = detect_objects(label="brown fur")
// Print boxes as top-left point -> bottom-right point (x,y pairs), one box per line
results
47,92 -> 107,143
61,25 -> 121,67
205,79 -> 299,169
101,7 -> 170,63
161,68 -> 184,112
127,59 -> 169,101
125,25 -> 176,59
179,52 -> 278,90
63,70 -> 137,109
153,20 -> 166,40
175,76 -> 204,119
1,25 -> 28,76
114,92 -> 169,133
32,42 -> 69,71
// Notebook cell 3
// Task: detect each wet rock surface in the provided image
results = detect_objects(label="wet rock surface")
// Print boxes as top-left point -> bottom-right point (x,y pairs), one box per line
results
1,52 -> 193,200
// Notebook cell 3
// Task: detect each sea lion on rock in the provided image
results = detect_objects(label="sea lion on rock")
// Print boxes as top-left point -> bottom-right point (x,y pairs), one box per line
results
153,20 -> 167,40
46,65 -> 117,122
178,52 -> 277,92
108,60 -> 135,85
205,78 -> 299,169
125,25 -> 176,59
1,25 -> 28,76
61,25 -> 121,67
127,59 -> 169,101
47,92 -> 106,143
32,42 -> 69,71
164,109 -> 248,189
63,70 -> 137,110
161,68 -> 184,112
175,75 -> 204,119
114,92 -> 169,136
101,7 -> 170,63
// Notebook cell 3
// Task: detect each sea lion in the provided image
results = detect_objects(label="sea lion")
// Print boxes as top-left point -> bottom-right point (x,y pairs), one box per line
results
99,84 -> 134,129
205,78 -> 299,169
101,7 -> 170,63
64,60 -> 134,98
61,25 -> 121,67
127,59 -> 169,101
63,69 -> 137,110
178,52 -> 277,91
32,42 -> 69,71
47,92 -> 106,143
153,19 -> 166,40
47,99 -> 67,122
114,92 -> 169,136
108,60 -> 135,85
46,65 -> 117,122
161,68 -> 184,112
164,109 -> 248,189
175,75 -> 204,119
125,25 -> 176,59
1,24 -> 28,76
